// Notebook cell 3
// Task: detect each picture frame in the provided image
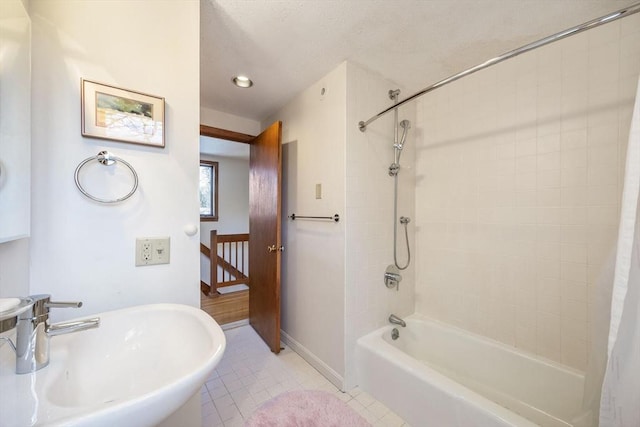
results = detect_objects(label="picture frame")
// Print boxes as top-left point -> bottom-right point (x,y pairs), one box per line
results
81,79 -> 165,148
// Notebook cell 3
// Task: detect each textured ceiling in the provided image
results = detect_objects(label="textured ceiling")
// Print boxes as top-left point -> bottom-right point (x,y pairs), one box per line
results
200,0 -> 634,122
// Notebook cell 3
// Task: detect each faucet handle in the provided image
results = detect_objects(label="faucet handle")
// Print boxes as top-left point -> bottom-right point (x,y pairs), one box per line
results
21,295 -> 83,319
46,301 -> 83,309
384,265 -> 402,291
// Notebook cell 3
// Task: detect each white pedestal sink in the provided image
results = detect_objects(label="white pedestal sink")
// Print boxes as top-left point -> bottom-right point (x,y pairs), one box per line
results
0,303 -> 226,426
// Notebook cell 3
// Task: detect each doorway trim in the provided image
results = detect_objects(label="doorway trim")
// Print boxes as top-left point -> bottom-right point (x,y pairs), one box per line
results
200,124 -> 254,143
199,124 -> 254,325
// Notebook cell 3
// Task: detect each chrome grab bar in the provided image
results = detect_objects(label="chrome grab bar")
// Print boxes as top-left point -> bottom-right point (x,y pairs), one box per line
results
288,213 -> 340,222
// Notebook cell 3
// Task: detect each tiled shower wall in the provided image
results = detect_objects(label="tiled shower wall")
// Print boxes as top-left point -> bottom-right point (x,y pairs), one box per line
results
344,62 -> 416,389
414,14 -> 640,370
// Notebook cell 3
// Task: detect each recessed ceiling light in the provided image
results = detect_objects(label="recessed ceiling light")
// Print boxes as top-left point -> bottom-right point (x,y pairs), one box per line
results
232,75 -> 253,88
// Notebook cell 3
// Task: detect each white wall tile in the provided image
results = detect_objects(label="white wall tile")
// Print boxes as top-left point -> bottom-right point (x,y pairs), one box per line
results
561,280 -> 588,304
561,129 -> 587,151
620,12 -> 640,36
620,32 -> 640,79
560,206 -> 587,225
588,124 -> 619,147
414,18 -> 639,370
344,62 -> 416,389
561,225 -> 588,245
561,167 -> 588,188
562,187 -> 588,207
538,134 -> 561,153
538,152 -> 561,171
561,148 -> 588,170
537,312 -> 562,361
562,337 -> 588,371
561,243 -> 588,264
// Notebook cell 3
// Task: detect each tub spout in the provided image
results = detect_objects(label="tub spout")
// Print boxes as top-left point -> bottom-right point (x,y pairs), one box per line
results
389,314 -> 406,327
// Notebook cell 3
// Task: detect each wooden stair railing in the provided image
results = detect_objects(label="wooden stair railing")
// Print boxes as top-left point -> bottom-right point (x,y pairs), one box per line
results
200,230 -> 249,297
200,244 -> 212,294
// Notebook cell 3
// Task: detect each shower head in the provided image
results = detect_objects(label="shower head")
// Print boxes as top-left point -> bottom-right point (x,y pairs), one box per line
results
392,119 -> 411,167
397,120 -> 411,149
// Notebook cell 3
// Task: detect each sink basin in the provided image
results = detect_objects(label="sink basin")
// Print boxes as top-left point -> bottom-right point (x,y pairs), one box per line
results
0,303 -> 226,426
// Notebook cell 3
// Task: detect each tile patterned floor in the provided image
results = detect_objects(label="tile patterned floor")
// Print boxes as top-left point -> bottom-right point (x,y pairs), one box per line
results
201,325 -> 409,427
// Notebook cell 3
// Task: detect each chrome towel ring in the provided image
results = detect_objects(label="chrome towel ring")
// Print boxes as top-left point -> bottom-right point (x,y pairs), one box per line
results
74,151 -> 138,203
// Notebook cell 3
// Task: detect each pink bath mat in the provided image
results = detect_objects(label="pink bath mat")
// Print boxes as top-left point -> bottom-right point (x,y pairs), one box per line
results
244,390 -> 371,427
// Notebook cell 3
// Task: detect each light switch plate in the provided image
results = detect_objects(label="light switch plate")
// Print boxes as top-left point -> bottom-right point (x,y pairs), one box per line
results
315,183 -> 322,199
136,237 -> 170,266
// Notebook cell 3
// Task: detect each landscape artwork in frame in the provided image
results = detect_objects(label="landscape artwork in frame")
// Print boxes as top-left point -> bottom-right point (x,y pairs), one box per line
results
81,79 -> 165,147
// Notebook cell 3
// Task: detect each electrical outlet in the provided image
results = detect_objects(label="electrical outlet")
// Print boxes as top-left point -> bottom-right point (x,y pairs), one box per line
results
136,237 -> 170,266
142,242 -> 152,261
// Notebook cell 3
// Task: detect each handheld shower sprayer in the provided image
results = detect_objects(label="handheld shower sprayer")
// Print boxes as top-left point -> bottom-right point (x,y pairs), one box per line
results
397,120 -> 411,149
392,119 -> 411,167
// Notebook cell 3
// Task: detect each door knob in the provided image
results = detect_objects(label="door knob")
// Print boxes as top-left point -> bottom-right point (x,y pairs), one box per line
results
268,245 -> 276,252
278,246 -> 285,252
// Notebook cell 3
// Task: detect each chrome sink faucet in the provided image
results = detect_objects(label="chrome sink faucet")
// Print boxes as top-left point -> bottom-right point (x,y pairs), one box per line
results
0,294 -> 100,374
389,314 -> 406,328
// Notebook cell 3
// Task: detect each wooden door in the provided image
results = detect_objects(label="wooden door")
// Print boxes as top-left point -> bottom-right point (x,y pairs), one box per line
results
249,121 -> 282,353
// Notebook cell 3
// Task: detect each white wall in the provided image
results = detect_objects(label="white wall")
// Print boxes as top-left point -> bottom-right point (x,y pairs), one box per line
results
265,63 -> 347,384
201,106 -> 260,136
28,0 -> 200,320
414,14 -> 640,371
0,239 -> 30,297
344,62 -> 416,389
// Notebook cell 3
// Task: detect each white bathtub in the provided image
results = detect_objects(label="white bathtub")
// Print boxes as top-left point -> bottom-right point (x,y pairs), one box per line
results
355,314 -> 585,427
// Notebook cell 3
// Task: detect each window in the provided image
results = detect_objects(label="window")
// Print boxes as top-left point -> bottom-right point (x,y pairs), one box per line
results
200,160 -> 218,221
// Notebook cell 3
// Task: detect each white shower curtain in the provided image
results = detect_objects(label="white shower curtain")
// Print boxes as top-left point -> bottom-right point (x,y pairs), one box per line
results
599,75 -> 640,427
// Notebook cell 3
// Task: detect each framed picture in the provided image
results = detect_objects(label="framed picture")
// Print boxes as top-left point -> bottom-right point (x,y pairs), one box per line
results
81,79 -> 165,147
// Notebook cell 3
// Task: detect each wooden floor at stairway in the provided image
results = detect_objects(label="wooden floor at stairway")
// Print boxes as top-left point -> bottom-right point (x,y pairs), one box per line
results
200,289 -> 249,325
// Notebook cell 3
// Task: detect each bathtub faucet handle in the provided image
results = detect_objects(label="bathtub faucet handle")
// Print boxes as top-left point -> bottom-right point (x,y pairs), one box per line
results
384,265 -> 402,290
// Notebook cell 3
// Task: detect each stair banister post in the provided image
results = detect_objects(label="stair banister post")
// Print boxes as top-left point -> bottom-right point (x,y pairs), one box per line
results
210,230 -> 218,297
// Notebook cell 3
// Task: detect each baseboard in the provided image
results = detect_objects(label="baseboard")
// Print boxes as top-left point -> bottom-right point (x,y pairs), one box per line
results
280,330 -> 344,391
221,318 -> 249,330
